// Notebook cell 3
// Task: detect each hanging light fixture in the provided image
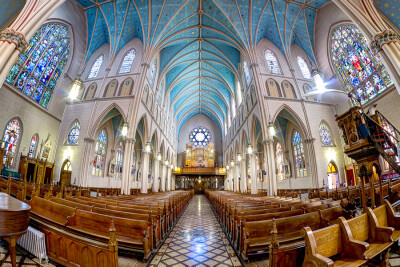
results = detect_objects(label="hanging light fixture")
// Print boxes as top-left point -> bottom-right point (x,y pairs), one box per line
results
268,123 -> 275,137
165,160 -> 169,166
145,142 -> 151,153
312,69 -> 327,92
157,153 -> 162,161
121,122 -> 128,137
226,165 -> 230,170
69,79 -> 82,100
231,160 -> 235,167
247,144 -> 253,155
237,153 -> 242,162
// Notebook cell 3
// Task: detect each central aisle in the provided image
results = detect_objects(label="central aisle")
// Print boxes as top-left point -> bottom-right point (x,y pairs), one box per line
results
149,195 -> 241,267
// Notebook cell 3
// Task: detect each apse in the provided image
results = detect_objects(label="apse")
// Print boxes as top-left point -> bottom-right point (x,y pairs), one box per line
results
176,114 -> 222,168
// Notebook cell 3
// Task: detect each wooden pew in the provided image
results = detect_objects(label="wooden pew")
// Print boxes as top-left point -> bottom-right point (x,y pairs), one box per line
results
302,219 -> 368,266
29,196 -> 76,226
319,206 -> 353,227
66,209 -> 152,260
368,199 -> 400,242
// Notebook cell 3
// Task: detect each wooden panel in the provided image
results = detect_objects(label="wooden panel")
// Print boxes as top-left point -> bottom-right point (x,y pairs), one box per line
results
314,224 -> 343,258
347,214 -> 369,241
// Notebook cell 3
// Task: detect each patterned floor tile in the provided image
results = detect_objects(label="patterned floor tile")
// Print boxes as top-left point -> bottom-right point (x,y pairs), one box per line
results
150,195 -> 241,266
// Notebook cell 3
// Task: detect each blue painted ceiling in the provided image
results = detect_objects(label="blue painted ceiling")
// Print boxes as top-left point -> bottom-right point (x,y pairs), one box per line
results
75,0 -> 330,135
0,0 -> 25,29
374,0 -> 400,29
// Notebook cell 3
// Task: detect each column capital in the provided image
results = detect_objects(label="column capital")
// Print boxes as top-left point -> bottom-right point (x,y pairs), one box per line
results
141,63 -> 150,69
370,30 -> 399,54
84,137 -> 95,144
263,139 -> 274,145
125,138 -> 136,144
0,28 -> 28,52
250,63 -> 259,69
304,138 -> 316,144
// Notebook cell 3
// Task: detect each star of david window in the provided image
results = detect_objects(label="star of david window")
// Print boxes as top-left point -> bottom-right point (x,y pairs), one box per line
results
189,127 -> 211,147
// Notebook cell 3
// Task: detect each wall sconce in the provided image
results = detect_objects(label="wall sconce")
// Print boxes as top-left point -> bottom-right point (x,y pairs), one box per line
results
247,144 -> 253,154
231,160 -> 235,167
145,142 -> 151,153
237,153 -> 242,162
69,79 -> 82,100
226,166 -> 230,170
170,164 -> 174,169
121,122 -> 129,137
157,153 -> 162,161
165,160 -> 169,166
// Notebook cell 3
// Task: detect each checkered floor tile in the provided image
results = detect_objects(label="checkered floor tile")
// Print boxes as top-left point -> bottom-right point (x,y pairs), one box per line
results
150,195 -> 241,267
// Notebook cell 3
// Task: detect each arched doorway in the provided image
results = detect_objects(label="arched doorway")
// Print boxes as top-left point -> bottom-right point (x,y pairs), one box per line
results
60,159 -> 72,185
327,162 -> 339,189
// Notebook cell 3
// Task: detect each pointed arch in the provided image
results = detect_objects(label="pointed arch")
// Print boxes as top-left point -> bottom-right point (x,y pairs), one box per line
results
84,82 -> 97,100
88,55 -> 104,79
103,79 -> 118,97
66,119 -> 80,145
90,103 -> 127,138
1,117 -> 23,167
319,120 -> 335,146
272,104 -> 308,137
29,133 -> 39,158
118,78 -> 134,96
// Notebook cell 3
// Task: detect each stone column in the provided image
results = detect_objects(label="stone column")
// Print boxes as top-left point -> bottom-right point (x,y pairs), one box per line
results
141,151 -> 150,194
167,166 -> 172,191
234,163 -> 240,192
240,159 -> 247,193
152,157 -> 160,192
79,138 -> 95,187
121,138 -> 134,194
0,0 -> 67,86
305,138 -> 318,188
161,163 -> 166,192
265,139 -> 277,196
249,154 -> 258,194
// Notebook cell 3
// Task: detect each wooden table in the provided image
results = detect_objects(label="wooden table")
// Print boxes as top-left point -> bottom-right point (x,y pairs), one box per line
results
0,193 -> 30,267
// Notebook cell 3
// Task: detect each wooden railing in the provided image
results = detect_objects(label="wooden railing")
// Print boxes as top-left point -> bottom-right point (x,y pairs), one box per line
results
172,167 -> 226,175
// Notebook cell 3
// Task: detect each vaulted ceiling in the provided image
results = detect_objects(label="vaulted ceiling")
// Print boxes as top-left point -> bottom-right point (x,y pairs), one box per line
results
73,0 -> 395,136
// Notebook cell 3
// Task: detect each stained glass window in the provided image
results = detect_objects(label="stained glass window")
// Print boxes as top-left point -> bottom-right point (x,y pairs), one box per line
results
149,59 -> 157,87
265,50 -> 281,74
67,121 -> 80,144
330,24 -> 392,104
297,56 -> 312,79
103,79 -> 118,97
276,142 -> 285,180
282,80 -> 297,99
85,82 -> 97,99
266,79 -> 281,97
243,60 -> 252,87
6,23 -> 70,109
88,55 -> 104,79
119,49 -> 135,74
119,78 -> 134,96
189,127 -> 211,147
29,134 -> 38,158
114,142 -> 124,179
1,119 -> 21,166
293,130 -> 306,178
92,129 -> 107,176
319,123 -> 334,146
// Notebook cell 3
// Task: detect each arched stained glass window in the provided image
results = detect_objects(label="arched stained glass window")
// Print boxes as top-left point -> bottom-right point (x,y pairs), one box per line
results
319,123 -> 334,146
266,78 -> 281,97
88,55 -> 104,79
119,78 -> 134,96
189,127 -> 211,147
276,142 -> 285,181
282,80 -> 297,99
149,59 -> 157,87
265,50 -> 281,74
85,82 -> 97,99
243,60 -> 252,87
29,134 -> 38,158
92,129 -> 107,176
67,121 -> 80,144
114,142 -> 124,179
119,49 -> 135,74
297,56 -> 312,79
6,23 -> 70,109
293,130 -> 306,178
103,79 -> 118,97
1,119 -> 21,166
330,24 -> 392,104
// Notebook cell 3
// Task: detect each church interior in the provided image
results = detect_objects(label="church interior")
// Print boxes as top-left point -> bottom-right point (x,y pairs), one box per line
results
2,0 -> 400,266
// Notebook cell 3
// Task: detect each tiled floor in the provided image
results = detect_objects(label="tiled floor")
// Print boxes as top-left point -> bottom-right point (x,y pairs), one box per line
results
150,195 -> 242,267
0,240 -> 54,267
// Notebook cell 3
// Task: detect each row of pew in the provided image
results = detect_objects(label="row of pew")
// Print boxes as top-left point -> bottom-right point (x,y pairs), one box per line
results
0,175 -> 194,266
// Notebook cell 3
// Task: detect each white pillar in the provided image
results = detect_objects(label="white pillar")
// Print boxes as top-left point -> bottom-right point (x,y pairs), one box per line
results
167,166 -> 172,191
234,163 -> 240,192
121,138 -> 134,194
152,157 -> 160,192
265,139 -> 277,196
79,138 -> 95,187
161,163 -> 166,192
240,159 -> 247,193
141,152 -> 150,194
249,154 -> 258,194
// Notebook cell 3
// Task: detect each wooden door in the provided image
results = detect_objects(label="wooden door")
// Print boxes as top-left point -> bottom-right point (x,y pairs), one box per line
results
60,160 -> 72,185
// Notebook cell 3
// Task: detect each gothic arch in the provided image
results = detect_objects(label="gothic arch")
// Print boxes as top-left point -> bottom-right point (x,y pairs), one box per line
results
90,103 -> 127,138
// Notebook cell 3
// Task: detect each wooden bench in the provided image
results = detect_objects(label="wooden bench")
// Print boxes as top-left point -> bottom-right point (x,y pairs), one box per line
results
368,199 -> 400,243
302,218 -> 368,266
66,209 -> 152,260
29,196 -> 76,226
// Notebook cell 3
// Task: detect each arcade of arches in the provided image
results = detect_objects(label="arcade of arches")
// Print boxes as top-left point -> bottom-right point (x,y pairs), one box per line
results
1,0 -> 400,266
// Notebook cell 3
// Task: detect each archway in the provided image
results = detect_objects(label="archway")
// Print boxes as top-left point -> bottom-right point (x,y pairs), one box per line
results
61,159 -> 72,185
327,161 -> 338,189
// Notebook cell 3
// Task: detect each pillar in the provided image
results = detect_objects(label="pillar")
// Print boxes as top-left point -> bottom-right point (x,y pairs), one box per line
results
234,163 -> 240,192
79,138 -> 95,187
161,163 -> 166,192
305,138 -> 318,188
152,156 -> 160,192
167,166 -> 172,191
121,138 -> 134,194
0,0 -> 66,86
264,139 -> 277,196
141,151 -> 150,194
249,154 -> 258,194
240,159 -> 247,193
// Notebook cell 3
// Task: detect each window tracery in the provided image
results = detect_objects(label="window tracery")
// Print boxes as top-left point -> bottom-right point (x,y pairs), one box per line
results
293,130 -> 306,178
119,49 -> 135,74
88,55 -> 104,79
297,56 -> 312,79
67,121 -> 80,144
1,119 -> 21,166
265,50 -> 281,74
92,129 -> 107,176
189,127 -> 211,147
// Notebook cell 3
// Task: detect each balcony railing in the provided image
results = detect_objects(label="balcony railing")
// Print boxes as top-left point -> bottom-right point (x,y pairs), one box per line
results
173,167 -> 226,175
